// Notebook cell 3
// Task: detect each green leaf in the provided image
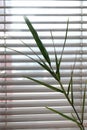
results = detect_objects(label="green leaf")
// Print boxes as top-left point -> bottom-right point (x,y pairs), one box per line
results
70,55 -> 77,105
7,47 -> 47,70
8,47 -> 58,83
46,107 -> 80,124
81,84 -> 86,124
67,71 -> 74,105
56,67 -> 60,81
67,78 -> 71,96
59,19 -> 69,65
25,76 -> 63,93
38,62 -> 53,75
21,40 -> 47,66
20,39 -> 58,82
50,30 -> 60,81
36,61 -> 58,82
70,74 -> 74,105
24,16 -> 51,66
54,19 -> 69,82
8,47 -> 49,72
67,71 -> 73,98
67,55 -> 77,103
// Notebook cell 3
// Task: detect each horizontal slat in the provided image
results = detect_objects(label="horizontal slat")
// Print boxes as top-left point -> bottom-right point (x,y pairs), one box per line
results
1,113 -> 87,122
0,70 -> 85,76
0,19 -> 86,23
0,64 -> 84,70
0,121 -> 79,129
0,64 -> 82,70
0,85 -> 82,93
7,129 -> 80,130
0,43 -> 85,47
0,106 -> 83,115
0,6 -> 86,9
0,114 -> 72,122
0,50 -> 85,55
0,58 -> 85,62
0,21 -> 85,24
0,92 -> 81,100
6,0 -> 86,2
0,14 -> 87,16
1,21 -> 87,24
0,73 -> 86,79
0,36 -> 86,39
0,78 -> 85,85
0,99 -> 83,107
0,29 -> 87,32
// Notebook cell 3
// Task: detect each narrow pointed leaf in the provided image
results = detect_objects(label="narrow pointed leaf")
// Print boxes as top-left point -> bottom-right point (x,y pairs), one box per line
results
25,76 -> 63,93
67,71 -> 72,96
8,47 -> 57,82
67,78 -> 71,96
38,62 -> 53,75
55,19 -> 69,81
7,47 -> 31,59
71,72 -> 74,105
50,30 -> 60,81
67,55 -> 77,102
21,40 -> 46,65
32,58 -> 57,81
67,71 -> 73,101
24,16 -> 51,66
59,19 -> 69,65
46,107 -> 79,123
7,47 -> 46,68
21,40 -> 55,75
7,47 -> 49,72
81,84 -> 86,123
37,61 -> 58,82
70,56 -> 77,105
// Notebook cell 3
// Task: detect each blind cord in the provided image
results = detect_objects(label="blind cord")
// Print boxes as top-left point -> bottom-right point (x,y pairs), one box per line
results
80,0 -> 84,125
3,0 -> 7,129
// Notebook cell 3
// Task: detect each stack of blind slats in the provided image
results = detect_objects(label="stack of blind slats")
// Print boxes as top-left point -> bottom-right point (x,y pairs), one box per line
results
0,0 -> 87,129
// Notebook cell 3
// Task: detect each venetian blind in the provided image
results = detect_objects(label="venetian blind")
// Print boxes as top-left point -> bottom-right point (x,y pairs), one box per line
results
0,0 -> 87,130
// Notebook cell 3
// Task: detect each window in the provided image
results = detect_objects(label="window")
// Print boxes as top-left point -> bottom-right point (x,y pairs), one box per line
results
0,0 -> 87,129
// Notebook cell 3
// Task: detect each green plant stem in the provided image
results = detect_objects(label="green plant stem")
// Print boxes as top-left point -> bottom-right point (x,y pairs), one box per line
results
53,73 -> 80,122
82,126 -> 85,130
58,81 -> 85,130
80,125 -> 85,130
